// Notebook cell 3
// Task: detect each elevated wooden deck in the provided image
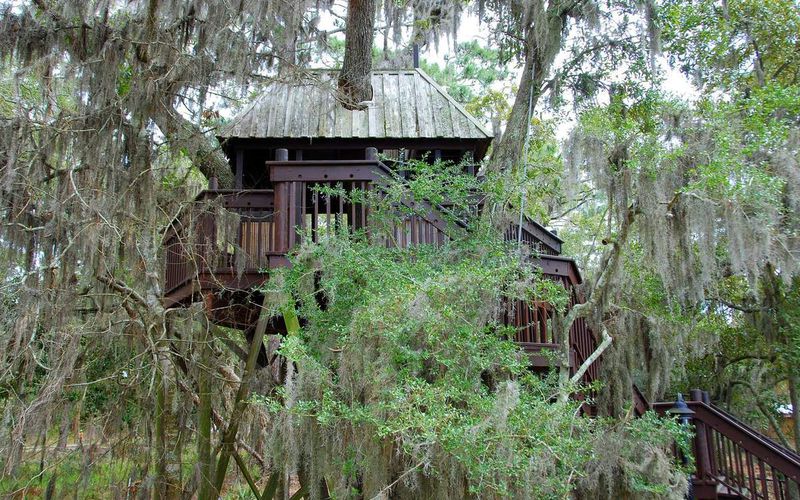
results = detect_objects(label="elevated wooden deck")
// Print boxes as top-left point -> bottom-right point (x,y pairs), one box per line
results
162,152 -> 599,379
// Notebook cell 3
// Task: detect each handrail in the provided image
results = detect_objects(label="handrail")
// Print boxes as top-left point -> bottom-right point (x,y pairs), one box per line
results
654,400 -> 800,483
267,159 -> 464,243
164,189 -> 275,238
505,219 -> 562,256
163,189 -> 278,296
653,394 -> 800,499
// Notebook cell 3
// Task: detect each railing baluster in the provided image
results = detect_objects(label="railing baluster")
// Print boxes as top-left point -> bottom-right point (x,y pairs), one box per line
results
747,451 -> 758,499
313,189 -> 319,243
524,302 -> 531,343
338,188 -> 344,233
360,181 -> 367,230
300,181 -> 307,240
734,439 -> 744,490
325,185 -> 331,236
773,466 -> 782,498
256,216 -> 263,269
350,181 -> 356,234
726,435 -> 735,482
759,458 -> 768,499
716,431 -> 726,478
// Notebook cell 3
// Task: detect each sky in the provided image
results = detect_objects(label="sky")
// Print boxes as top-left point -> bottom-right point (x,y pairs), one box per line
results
318,4 -> 698,130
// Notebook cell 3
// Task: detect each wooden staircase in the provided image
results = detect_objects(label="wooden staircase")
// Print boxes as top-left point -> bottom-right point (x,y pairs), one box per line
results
650,389 -> 800,499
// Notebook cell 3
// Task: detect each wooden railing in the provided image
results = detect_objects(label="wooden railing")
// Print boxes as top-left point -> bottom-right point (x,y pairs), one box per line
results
163,149 -> 595,381
504,219 -> 562,256
164,155 -> 457,302
504,299 -> 555,346
267,154 -> 454,251
654,390 -> 800,499
163,190 -> 278,296
501,252 -> 600,395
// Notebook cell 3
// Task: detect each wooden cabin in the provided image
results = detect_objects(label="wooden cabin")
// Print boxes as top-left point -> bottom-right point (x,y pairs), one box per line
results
162,68 -> 598,384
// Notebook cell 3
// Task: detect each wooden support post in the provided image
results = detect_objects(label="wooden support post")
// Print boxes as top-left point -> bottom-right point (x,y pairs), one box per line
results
261,471 -> 281,500
274,182 -> 289,253
466,151 -> 475,176
273,149 -> 291,253
232,450 -> 262,500
235,150 -> 244,189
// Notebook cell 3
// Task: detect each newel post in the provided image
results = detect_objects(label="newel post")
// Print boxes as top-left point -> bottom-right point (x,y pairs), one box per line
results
276,148 -> 289,161
690,389 -> 715,491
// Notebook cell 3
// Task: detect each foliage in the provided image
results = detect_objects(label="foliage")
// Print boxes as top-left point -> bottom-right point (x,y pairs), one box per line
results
243,159 -> 688,498
555,0 -> 800,442
0,450 -> 143,499
661,0 -> 800,91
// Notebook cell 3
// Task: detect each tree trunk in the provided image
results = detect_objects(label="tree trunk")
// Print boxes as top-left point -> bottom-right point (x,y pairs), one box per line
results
197,314 -> 214,500
490,49 -> 544,174
154,338 -> 170,499
489,2 -> 568,173
789,372 -> 800,452
153,110 -> 235,189
338,0 -> 376,109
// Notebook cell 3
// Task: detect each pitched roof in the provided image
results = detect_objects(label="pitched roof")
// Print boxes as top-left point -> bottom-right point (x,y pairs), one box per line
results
218,69 -> 492,141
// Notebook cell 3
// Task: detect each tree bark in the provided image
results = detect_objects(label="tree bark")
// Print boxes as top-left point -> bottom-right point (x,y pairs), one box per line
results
489,1 -> 571,173
789,372 -> 800,452
338,0 -> 376,109
196,317 -> 214,500
153,110 -> 235,189
154,334 -> 178,499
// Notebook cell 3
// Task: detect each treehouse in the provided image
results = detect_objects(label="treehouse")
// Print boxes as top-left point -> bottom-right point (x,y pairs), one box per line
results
162,69 -> 800,498
162,68 -> 597,382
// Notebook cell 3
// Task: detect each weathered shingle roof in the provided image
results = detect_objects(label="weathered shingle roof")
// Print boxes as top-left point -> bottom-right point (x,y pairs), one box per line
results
218,69 -> 492,140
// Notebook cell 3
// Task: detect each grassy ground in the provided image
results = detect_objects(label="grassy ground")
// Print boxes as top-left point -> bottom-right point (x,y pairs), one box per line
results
1,444 -> 271,499
1,450 -> 140,499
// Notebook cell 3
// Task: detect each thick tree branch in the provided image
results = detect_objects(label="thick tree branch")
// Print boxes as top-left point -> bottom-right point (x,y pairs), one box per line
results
153,110 -> 234,189
571,327 -> 612,384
